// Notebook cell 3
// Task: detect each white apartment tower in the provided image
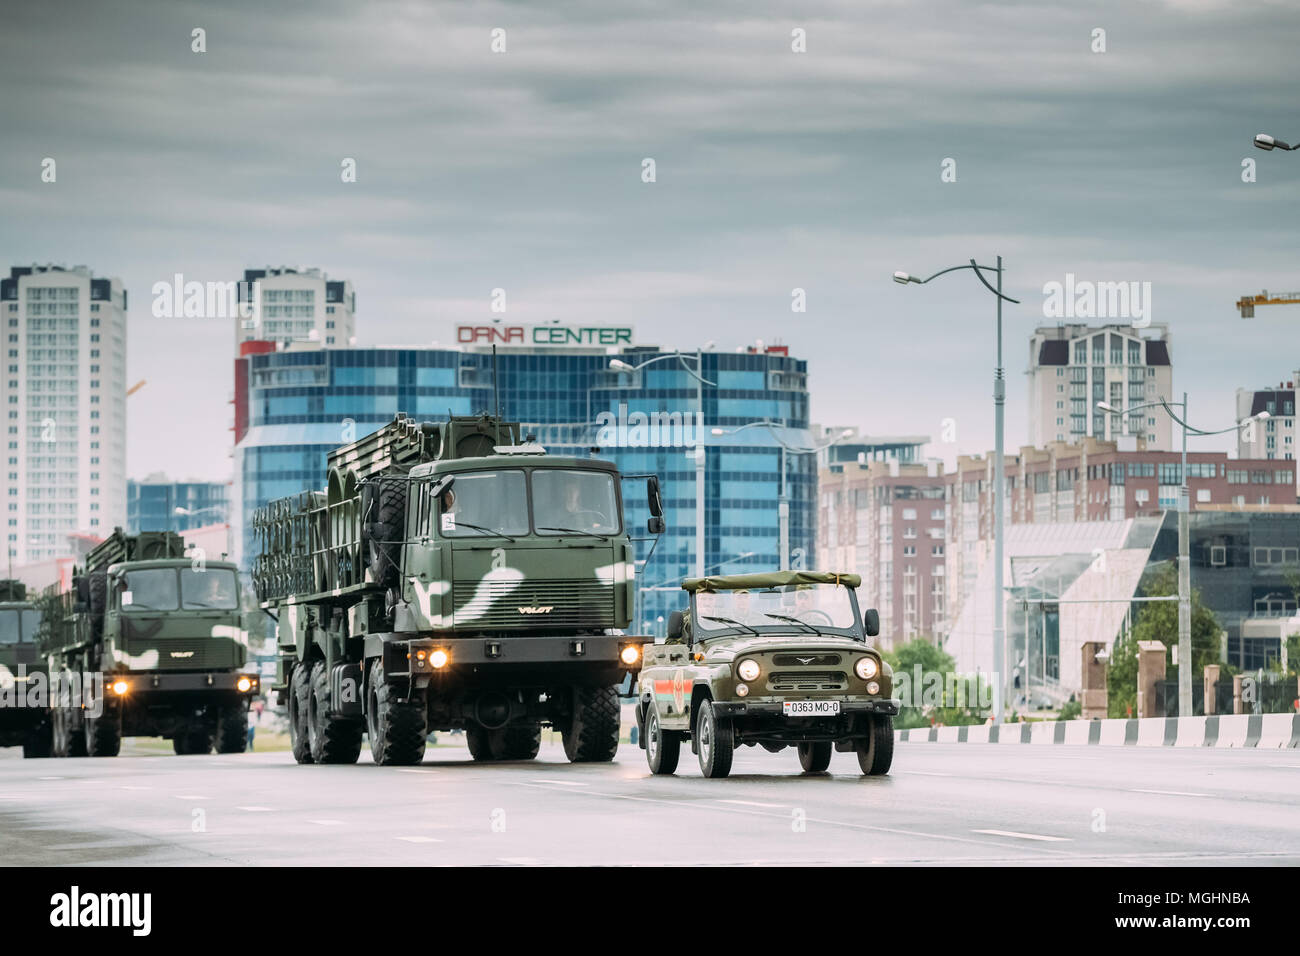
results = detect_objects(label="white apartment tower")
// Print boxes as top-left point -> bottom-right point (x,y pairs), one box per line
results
1027,323 -> 1174,451
1237,371 -> 1297,500
235,267 -> 355,348
2,264 -> 128,565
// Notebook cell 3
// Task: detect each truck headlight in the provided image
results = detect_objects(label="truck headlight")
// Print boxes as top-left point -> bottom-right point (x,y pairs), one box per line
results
236,676 -> 253,693
737,659 -> 761,682
429,649 -> 449,669
111,679 -> 129,696
855,657 -> 879,680
620,645 -> 640,666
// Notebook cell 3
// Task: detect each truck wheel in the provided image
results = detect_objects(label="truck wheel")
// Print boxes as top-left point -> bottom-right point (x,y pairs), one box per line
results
84,705 -> 122,758
645,706 -> 680,775
308,661 -> 363,764
797,741 -> 832,773
59,707 -> 88,758
856,715 -> 894,776
288,661 -> 314,764
695,699 -> 734,779
465,725 -> 495,761
366,659 -> 426,766
214,703 -> 249,754
22,719 -> 53,758
492,722 -> 541,761
365,478 -> 407,589
562,685 -> 620,763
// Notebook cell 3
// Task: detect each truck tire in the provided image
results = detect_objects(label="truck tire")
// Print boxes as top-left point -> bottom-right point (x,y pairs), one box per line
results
645,705 -> 680,775
88,572 -> 107,615
84,705 -> 122,758
798,741 -> 833,773
856,715 -> 894,776
175,726 -> 212,755
366,659 -> 426,766
214,703 -> 249,754
309,661 -> 362,764
465,725 -> 494,761
365,478 -> 407,589
492,722 -> 541,761
54,708 -> 87,758
288,661 -> 314,764
22,719 -> 53,758
561,685 -> 620,763
695,699 -> 734,779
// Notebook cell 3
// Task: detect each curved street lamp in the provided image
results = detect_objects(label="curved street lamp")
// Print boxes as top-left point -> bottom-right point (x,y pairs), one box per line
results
1254,133 -> 1299,152
894,258 -> 1019,724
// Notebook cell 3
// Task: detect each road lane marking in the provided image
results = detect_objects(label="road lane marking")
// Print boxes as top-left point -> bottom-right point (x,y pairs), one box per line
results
971,829 -> 1072,842
238,806 -> 275,812
506,782 -> 1072,856
1267,764 -> 1300,770
532,779 -> 587,786
1128,788 -> 1209,797
310,819 -> 344,826
37,776 -> 63,781
499,857 -> 541,865
394,769 -> 438,774
174,795 -> 208,800
717,799 -> 786,808
899,770 -> 954,777
396,836 -> 442,843
119,786 -> 150,791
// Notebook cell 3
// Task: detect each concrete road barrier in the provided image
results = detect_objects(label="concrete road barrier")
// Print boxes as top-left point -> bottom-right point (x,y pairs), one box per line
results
897,712 -> 1300,748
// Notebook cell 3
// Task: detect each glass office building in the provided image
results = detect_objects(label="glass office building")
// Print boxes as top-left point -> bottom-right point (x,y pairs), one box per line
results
127,477 -> 230,533
233,337 -> 814,633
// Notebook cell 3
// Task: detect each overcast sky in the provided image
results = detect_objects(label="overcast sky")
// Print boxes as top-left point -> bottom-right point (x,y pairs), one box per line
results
2,0 -> 1298,481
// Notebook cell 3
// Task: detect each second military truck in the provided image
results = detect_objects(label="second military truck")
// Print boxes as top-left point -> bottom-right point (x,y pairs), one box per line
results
0,579 -> 51,757
39,529 -> 258,757
252,412 -> 662,766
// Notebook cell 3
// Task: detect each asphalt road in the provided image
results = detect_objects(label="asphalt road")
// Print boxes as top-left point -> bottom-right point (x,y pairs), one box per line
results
2,737 -> 1299,866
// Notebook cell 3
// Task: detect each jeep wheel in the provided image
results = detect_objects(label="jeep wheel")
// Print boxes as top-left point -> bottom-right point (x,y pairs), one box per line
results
856,715 -> 894,776
797,741 -> 832,773
695,699 -> 733,779
366,659 -> 426,766
562,685 -> 620,763
645,706 -> 680,775
288,661 -> 314,764
214,702 -> 249,754
308,661 -> 363,764
492,722 -> 541,761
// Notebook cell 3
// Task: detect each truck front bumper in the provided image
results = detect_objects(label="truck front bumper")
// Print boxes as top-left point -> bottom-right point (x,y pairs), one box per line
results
107,671 -> 261,695
384,634 -> 649,685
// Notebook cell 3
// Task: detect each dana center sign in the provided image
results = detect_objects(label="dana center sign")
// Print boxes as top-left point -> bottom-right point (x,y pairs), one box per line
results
456,324 -> 634,347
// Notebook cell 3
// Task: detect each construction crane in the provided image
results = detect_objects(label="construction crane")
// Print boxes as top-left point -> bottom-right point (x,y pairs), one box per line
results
126,379 -> 146,397
1237,290 -> 1300,317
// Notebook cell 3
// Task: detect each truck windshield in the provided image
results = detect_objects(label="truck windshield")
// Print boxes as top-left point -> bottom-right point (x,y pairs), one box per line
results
122,569 -> 180,611
0,610 -> 19,645
180,569 -> 240,609
438,471 -> 529,538
533,470 -> 619,536
694,583 -> 859,637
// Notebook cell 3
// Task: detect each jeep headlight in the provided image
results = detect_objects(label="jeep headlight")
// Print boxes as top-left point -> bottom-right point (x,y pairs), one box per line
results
855,657 -> 879,680
737,658 -> 761,682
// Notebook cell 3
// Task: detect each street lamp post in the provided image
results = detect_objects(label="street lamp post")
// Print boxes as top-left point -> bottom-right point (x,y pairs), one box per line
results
1098,399 -> 1269,715
608,350 -> 715,577
711,422 -> 852,570
895,259 -> 1019,723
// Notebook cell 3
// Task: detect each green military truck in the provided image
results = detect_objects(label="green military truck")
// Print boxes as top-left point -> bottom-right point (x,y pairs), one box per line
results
635,571 -> 898,778
39,529 -> 259,757
0,579 -> 52,757
252,412 -> 662,766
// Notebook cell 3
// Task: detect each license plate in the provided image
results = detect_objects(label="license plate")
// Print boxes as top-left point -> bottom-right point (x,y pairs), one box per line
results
782,700 -> 840,717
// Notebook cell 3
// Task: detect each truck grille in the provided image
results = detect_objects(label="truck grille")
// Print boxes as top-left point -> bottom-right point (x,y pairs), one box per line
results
123,638 -> 236,670
452,579 -> 615,630
768,671 -> 847,692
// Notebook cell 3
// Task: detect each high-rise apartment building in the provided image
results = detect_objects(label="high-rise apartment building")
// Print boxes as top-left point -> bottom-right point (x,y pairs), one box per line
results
1236,370 -> 1296,501
1027,323 -> 1174,450
235,267 -> 355,349
1,264 -> 127,564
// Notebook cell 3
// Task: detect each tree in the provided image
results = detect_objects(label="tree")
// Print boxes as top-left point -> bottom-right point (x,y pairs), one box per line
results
1107,627 -> 1138,718
883,638 -> 991,727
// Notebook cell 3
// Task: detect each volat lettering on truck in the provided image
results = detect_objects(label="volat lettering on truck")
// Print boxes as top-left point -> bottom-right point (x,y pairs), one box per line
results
252,411 -> 665,766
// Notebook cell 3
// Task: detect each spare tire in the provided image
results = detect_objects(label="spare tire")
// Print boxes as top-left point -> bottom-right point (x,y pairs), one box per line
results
363,477 -> 407,589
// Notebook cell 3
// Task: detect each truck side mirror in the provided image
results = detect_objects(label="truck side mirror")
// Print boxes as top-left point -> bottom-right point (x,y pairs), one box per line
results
646,476 -> 663,517
429,474 -> 455,499
647,516 -> 666,535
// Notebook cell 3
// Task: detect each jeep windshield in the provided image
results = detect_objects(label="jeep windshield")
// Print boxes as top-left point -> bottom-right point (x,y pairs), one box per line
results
693,583 -> 860,638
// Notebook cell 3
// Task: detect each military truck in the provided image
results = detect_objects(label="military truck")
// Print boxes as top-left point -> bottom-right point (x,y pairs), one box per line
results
635,571 -> 898,778
39,529 -> 258,757
251,412 -> 662,766
0,579 -> 52,757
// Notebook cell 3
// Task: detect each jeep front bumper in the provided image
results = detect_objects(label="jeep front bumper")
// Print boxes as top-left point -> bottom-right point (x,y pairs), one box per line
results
710,698 -> 901,718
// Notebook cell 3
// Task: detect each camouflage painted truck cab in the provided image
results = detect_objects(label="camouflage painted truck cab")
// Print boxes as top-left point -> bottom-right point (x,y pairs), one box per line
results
0,579 -> 52,757
38,529 -> 258,758
636,571 -> 898,778
253,412 -> 663,767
